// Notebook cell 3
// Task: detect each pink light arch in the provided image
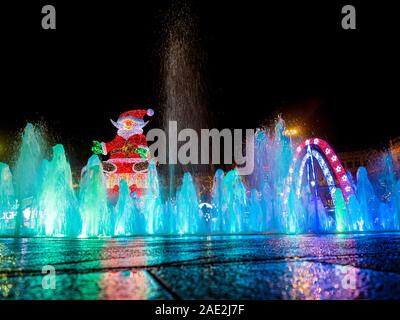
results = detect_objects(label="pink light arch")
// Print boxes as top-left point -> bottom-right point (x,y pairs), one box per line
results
285,138 -> 355,204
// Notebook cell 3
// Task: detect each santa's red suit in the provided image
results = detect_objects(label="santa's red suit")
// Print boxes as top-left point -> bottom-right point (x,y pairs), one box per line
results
97,109 -> 154,197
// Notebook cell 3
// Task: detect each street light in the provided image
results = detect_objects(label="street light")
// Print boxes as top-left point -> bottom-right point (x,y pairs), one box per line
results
283,127 -> 301,146
283,128 -> 300,137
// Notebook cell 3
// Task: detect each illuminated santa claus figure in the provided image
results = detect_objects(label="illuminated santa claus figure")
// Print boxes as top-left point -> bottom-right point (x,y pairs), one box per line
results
92,108 -> 154,197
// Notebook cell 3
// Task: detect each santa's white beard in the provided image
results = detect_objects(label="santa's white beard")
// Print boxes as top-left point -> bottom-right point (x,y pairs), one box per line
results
117,127 -> 143,139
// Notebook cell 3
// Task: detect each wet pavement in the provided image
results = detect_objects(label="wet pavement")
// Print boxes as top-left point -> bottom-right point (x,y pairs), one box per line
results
0,233 -> 400,299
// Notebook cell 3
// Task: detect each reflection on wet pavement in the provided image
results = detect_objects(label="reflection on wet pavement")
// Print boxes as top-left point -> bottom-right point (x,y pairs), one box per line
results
1,233 -> 399,299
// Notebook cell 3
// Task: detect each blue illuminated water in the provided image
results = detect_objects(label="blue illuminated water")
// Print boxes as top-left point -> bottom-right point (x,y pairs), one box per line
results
0,122 -> 399,238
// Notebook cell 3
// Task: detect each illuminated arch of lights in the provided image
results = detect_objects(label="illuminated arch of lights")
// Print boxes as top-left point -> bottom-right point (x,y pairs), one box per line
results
284,138 -> 355,205
296,149 -> 337,203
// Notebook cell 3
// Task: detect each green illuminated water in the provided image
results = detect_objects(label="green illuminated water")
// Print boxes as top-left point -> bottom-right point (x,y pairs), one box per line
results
0,123 -> 399,238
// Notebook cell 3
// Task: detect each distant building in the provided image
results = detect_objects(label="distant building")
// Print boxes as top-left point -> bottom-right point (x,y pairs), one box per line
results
338,148 -> 382,177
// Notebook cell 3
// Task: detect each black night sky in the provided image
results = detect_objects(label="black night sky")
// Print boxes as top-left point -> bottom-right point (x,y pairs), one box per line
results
1,1 -> 399,170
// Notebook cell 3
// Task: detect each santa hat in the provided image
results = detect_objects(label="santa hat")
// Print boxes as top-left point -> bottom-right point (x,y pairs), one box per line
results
117,109 -> 154,123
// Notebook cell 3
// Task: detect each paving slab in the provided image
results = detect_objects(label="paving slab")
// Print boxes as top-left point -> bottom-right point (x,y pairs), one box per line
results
1,233 -> 399,299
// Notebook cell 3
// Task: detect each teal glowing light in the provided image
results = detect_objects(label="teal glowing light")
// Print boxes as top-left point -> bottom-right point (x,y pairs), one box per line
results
36,144 -> 80,236
79,155 -> 109,237
1,122 -> 400,238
